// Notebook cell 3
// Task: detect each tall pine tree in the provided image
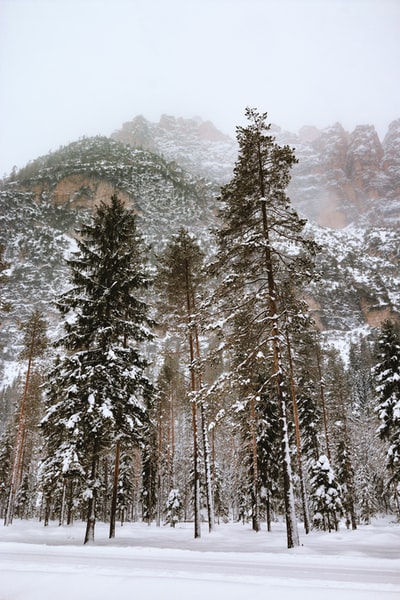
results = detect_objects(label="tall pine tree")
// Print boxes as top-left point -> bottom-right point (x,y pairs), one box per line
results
4,310 -> 48,526
155,228 -> 215,537
210,108 -> 319,548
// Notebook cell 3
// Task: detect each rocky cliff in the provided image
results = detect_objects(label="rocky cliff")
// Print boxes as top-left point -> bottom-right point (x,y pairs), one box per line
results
112,114 -> 400,230
279,119 -> 400,229
111,114 -> 237,184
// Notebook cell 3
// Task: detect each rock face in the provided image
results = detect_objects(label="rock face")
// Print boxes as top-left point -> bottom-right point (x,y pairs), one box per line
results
112,115 -> 237,183
281,120 -> 400,229
112,114 -> 400,231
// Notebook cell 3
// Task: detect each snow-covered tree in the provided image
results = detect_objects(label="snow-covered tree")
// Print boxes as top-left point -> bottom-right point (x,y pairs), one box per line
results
373,320 -> 400,503
310,454 -> 343,532
156,228 -> 215,537
41,195 -> 154,543
0,243 -> 10,327
4,309 -> 48,526
210,108 -> 319,548
165,488 -> 182,527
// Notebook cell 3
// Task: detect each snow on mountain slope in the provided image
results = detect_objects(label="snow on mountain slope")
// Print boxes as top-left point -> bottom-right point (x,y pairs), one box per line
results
112,114 -> 237,183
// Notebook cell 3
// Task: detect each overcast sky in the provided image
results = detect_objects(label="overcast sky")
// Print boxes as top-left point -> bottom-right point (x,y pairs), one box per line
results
0,0 -> 399,176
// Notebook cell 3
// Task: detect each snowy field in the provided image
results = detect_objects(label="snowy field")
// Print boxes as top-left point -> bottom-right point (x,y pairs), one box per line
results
0,517 -> 399,600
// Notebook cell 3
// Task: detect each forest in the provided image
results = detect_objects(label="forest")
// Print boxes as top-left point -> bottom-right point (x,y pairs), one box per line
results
0,109 -> 399,548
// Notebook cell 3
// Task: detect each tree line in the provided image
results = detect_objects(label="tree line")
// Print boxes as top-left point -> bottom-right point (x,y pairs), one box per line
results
1,109 -> 399,547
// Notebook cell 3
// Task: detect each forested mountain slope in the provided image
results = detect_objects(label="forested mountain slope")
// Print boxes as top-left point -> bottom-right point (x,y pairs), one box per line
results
0,117 -> 399,382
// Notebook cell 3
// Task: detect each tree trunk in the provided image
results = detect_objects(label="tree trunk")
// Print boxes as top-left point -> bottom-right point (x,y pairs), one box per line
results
250,395 -> 260,532
316,347 -> 331,461
4,342 -> 34,526
156,405 -> 162,527
200,400 -> 215,532
59,479 -> 67,526
286,332 -> 311,534
259,190 -> 299,549
190,381 -> 201,538
109,441 -> 120,538
194,323 -> 215,533
84,450 -> 98,545
185,257 -> 201,539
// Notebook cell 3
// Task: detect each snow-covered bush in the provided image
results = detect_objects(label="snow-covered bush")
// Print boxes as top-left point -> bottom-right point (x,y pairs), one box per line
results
165,488 -> 182,527
310,454 -> 343,532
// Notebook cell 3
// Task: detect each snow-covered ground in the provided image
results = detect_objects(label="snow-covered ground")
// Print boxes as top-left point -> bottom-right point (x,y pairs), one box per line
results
0,517 -> 399,600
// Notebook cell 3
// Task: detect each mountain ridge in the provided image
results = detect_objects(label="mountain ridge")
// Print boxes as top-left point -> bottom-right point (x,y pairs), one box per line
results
112,113 -> 400,230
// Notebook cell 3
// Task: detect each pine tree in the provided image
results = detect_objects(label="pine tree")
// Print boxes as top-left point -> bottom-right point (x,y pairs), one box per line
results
41,195 -> 154,543
373,320 -> 400,505
210,108 -> 319,548
324,349 -> 357,529
349,337 -> 384,522
155,228 -> 215,537
4,309 -> 48,525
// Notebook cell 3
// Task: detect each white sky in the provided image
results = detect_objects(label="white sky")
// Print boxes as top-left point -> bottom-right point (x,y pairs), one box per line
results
0,0 -> 399,176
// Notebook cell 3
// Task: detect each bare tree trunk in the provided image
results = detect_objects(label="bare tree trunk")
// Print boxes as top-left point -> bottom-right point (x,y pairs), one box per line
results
286,332 -> 311,534
316,346 -> 331,461
4,345 -> 34,526
156,404 -> 162,527
193,323 -> 215,533
259,187 -> 299,549
170,388 -> 175,489
250,395 -> 260,532
200,400 -> 215,532
109,441 -> 120,538
84,449 -> 98,545
185,256 -> 201,539
59,479 -> 67,526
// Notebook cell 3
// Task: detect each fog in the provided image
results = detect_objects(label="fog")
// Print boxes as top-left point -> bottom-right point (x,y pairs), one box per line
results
1,0 -> 399,175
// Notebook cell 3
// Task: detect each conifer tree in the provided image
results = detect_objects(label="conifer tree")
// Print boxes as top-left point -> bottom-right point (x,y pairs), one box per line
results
41,195 -> 154,543
349,337 -> 383,521
373,320 -> 400,505
324,349 -> 357,529
4,309 -> 48,525
309,454 -> 343,531
155,228 -> 215,537
210,108 -> 319,548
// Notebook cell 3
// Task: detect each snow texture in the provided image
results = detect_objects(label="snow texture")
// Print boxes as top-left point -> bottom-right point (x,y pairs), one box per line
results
0,517 -> 399,600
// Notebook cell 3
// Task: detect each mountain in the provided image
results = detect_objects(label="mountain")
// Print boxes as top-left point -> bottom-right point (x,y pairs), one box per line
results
0,115 -> 399,388
111,114 -> 237,183
112,114 -> 400,230
281,120 -> 400,229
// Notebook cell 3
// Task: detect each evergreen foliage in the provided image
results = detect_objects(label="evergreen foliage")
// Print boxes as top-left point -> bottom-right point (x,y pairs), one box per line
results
310,454 -> 343,532
0,110 -> 399,541
373,320 -> 400,495
155,228 -> 214,537
41,195 -> 154,543
210,108 -> 319,547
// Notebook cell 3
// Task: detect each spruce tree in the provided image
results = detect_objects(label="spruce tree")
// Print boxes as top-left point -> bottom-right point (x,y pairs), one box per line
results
309,454 -> 343,532
41,195 -> 154,543
210,108 -> 319,548
373,320 -> 400,503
